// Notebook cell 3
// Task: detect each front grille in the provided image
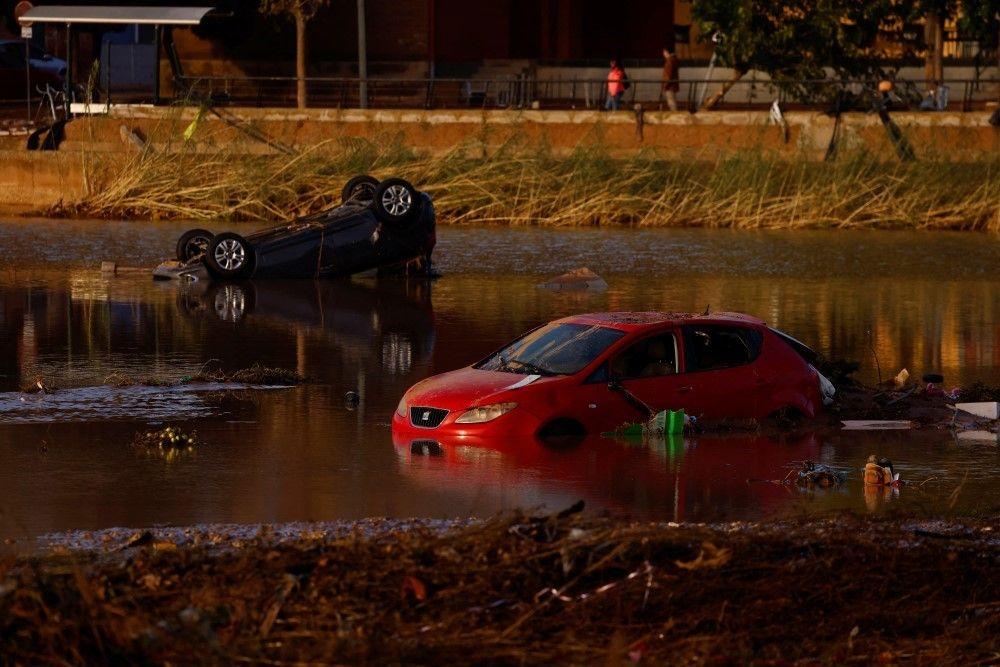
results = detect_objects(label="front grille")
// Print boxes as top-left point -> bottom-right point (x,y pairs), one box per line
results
410,406 -> 448,428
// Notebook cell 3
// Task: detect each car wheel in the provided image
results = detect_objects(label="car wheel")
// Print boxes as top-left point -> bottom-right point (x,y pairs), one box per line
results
537,418 -> 587,448
341,175 -> 380,204
175,228 -> 214,262
372,178 -> 420,224
205,232 -> 255,280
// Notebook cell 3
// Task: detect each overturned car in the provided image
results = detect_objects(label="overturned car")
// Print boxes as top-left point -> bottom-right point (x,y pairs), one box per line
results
156,176 -> 435,281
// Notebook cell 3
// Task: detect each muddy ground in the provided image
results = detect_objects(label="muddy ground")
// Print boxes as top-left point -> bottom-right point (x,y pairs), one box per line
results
2,512 -> 997,665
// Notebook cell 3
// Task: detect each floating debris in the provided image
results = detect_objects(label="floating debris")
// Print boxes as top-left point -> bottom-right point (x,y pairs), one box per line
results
841,420 -> 913,430
863,455 -> 901,487
132,426 -> 201,460
796,461 -> 847,487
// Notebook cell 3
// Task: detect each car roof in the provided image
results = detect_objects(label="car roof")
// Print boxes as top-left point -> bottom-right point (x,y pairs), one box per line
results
559,311 -> 766,332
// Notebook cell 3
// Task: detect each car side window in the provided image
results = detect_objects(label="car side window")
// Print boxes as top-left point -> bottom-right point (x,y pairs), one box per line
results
609,333 -> 678,379
681,325 -> 763,372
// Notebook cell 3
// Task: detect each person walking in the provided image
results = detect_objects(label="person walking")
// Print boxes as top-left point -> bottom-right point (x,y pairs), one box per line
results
605,59 -> 626,111
661,47 -> 679,111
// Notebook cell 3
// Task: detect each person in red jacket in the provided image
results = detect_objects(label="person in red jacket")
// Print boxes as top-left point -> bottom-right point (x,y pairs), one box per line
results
605,59 -> 626,111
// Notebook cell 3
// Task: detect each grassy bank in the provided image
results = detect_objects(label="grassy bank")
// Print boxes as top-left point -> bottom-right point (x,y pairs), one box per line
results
51,135 -> 1000,231
2,512 -> 997,663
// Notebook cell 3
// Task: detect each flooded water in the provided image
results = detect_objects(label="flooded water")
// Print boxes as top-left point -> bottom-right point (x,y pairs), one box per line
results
0,219 -> 998,539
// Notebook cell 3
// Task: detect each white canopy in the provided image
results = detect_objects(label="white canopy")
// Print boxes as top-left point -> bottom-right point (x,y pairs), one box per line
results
18,5 -> 215,26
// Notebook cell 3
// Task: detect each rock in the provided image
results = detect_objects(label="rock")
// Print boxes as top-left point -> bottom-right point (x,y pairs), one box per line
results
536,267 -> 608,291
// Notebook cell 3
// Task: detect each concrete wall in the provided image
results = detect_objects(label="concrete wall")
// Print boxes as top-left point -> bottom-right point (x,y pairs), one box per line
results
81,106 -> 1000,159
0,152 -> 90,210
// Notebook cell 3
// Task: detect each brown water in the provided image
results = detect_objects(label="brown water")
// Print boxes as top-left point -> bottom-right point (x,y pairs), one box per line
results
0,219 -> 998,539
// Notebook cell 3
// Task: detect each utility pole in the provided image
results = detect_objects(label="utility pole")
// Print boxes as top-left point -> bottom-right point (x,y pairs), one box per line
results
356,0 -> 367,109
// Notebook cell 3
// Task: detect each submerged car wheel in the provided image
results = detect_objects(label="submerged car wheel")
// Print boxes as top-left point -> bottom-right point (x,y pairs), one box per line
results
205,232 -> 254,280
341,174 -> 380,204
175,228 -> 214,262
372,178 -> 420,224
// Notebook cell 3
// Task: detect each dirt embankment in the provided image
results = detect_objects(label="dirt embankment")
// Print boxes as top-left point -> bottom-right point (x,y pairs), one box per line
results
2,512 -> 997,664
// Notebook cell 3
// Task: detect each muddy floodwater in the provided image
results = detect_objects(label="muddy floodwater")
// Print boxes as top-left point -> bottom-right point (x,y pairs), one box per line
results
0,219 -> 998,540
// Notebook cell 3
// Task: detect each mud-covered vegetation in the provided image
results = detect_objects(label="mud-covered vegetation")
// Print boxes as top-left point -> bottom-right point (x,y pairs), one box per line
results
48,133 -> 1000,231
103,364 -> 305,388
1,512 -> 997,664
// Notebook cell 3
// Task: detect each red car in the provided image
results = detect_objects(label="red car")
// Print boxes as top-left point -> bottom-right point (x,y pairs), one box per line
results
392,312 -> 832,438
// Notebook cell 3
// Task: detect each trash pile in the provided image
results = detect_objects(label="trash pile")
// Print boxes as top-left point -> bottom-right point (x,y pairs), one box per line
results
1,511 -> 997,664
832,368 -> 999,440
132,426 -> 200,460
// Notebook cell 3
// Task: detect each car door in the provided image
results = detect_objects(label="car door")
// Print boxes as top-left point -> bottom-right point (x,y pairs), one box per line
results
569,329 -> 688,433
677,324 -> 764,420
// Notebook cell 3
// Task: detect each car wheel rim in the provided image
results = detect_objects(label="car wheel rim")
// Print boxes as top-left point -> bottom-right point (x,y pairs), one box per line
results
214,285 -> 245,322
214,239 -> 245,271
185,235 -> 210,259
381,185 -> 412,217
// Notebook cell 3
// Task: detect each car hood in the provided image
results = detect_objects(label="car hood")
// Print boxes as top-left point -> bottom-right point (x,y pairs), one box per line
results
404,367 -> 559,410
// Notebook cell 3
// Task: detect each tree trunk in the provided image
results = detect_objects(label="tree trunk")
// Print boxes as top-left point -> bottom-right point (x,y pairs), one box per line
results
933,13 -> 944,84
701,69 -> 744,110
295,10 -> 307,109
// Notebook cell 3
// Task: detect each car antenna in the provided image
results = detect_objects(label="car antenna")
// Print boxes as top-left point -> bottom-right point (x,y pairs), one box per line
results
702,304 -> 710,315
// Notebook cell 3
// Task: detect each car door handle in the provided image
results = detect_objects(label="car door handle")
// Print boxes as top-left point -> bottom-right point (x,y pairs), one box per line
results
678,385 -> 693,393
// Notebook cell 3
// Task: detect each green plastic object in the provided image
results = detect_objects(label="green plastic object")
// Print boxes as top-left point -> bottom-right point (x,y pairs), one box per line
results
651,409 -> 685,435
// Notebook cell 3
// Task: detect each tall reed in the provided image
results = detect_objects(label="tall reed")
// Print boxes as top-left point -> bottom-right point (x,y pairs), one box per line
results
55,132 -> 1000,232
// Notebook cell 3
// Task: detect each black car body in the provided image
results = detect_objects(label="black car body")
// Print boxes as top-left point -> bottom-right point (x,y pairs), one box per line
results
160,176 -> 435,281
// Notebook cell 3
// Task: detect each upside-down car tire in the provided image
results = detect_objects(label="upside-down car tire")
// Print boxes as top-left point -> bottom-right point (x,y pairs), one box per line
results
205,232 -> 255,280
341,175 -> 380,204
175,228 -> 215,262
372,178 -> 421,224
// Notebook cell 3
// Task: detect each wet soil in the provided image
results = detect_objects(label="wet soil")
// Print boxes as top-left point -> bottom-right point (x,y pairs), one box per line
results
2,512 -> 997,664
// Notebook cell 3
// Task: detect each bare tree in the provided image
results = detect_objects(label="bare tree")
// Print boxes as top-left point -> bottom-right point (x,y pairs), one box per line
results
260,0 -> 330,109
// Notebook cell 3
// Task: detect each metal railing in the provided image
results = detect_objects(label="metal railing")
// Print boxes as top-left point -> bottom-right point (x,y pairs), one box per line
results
173,74 -> 999,112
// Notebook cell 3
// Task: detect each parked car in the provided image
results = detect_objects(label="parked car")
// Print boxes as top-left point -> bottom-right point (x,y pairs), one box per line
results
392,312 -> 834,438
0,40 -> 65,100
166,176 -> 435,280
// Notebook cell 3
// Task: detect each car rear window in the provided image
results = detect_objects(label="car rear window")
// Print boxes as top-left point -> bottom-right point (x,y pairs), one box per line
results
477,323 -> 626,376
768,327 -> 819,364
681,325 -> 763,372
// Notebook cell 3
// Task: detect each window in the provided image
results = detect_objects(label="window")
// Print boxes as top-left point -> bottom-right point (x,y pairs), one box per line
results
477,323 -> 626,377
609,333 -> 678,379
682,325 -> 762,372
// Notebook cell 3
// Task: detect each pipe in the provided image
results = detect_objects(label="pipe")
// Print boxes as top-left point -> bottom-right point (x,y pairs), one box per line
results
357,0 -> 367,108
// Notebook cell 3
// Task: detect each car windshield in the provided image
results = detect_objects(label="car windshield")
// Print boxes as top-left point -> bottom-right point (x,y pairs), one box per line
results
477,323 -> 626,376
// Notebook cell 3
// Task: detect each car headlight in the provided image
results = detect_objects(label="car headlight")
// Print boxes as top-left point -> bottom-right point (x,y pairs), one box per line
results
396,395 -> 408,417
455,402 -> 517,424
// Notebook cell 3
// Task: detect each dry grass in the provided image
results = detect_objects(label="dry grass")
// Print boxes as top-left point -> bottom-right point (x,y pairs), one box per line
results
49,133 -> 1000,231
1,512 -> 998,664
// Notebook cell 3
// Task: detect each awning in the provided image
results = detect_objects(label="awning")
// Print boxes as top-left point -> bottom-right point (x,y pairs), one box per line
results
18,5 -> 215,26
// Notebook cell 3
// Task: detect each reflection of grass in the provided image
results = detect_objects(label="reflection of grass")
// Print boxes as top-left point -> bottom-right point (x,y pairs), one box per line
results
55,135 -> 1000,231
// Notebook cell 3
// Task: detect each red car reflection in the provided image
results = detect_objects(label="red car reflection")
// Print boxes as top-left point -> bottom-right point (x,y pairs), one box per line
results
393,312 -> 828,438
393,431 -> 826,521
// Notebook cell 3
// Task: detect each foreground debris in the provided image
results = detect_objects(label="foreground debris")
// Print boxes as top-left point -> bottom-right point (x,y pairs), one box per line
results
1,513 -> 997,664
